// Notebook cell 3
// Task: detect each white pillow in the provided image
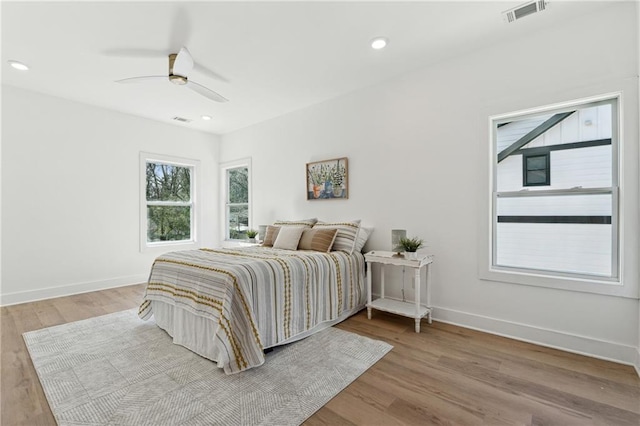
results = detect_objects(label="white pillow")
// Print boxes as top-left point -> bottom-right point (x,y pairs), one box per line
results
273,226 -> 305,250
354,226 -> 373,252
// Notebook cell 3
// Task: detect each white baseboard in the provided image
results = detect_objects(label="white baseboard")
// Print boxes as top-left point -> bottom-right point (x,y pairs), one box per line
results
433,306 -> 639,369
0,274 -> 147,306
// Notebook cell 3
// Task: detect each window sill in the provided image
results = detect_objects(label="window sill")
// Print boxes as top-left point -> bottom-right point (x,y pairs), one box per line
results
141,240 -> 198,253
479,266 -> 635,299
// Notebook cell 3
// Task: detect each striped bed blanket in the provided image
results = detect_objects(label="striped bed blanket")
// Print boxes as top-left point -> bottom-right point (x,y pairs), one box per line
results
138,246 -> 365,374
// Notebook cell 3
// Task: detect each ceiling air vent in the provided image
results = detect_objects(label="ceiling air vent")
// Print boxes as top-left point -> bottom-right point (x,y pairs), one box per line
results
172,116 -> 192,123
503,0 -> 547,23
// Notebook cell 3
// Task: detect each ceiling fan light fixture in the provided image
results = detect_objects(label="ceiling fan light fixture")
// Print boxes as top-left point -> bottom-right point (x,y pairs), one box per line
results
370,37 -> 388,50
8,60 -> 29,71
169,74 -> 188,85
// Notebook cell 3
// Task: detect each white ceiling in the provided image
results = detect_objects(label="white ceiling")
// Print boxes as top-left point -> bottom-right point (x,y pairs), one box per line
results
1,1 -> 612,135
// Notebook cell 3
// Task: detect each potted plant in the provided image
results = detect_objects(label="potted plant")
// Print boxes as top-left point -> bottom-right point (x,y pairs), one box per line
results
246,229 -> 259,243
308,168 -> 324,198
321,164 -> 333,196
331,164 -> 345,197
399,236 -> 424,260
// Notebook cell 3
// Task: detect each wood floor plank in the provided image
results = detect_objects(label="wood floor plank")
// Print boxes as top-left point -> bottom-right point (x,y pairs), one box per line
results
385,397 -> 477,426
437,356 -> 640,426
323,387 -> 406,426
32,299 -> 67,328
339,378 -> 398,412
5,303 -> 43,334
375,350 -> 594,425
1,310 -> 55,425
433,321 -> 640,387
364,361 -> 487,425
499,357 -> 640,414
303,406 -> 357,426
2,283 -> 639,426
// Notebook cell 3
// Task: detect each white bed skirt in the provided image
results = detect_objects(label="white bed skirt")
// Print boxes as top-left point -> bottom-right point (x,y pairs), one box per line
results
151,301 -> 222,365
151,300 -> 364,368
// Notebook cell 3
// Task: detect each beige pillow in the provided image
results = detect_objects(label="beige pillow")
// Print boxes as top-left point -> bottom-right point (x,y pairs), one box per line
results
273,218 -> 317,228
298,228 -> 338,252
313,220 -> 361,254
273,226 -> 305,250
262,225 -> 281,247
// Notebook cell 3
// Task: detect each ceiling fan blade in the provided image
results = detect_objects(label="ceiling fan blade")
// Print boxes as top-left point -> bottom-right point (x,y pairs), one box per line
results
186,80 -> 228,103
173,47 -> 194,77
193,63 -> 231,83
115,76 -> 167,84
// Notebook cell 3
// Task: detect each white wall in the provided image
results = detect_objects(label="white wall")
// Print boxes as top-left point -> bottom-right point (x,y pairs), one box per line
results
1,86 -> 221,305
636,0 -> 640,376
220,3 -> 640,365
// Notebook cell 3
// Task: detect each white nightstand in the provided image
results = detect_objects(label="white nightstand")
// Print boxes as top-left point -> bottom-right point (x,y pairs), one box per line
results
364,250 -> 434,333
239,241 -> 261,247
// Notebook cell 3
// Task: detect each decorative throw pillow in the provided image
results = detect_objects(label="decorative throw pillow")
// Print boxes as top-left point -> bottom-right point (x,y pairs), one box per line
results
354,226 -> 373,253
273,226 -> 305,250
298,228 -> 338,253
261,225 -> 281,247
273,218 -> 317,228
313,220 -> 361,254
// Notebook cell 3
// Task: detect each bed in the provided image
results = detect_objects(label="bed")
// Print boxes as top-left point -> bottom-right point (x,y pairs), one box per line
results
138,244 -> 366,374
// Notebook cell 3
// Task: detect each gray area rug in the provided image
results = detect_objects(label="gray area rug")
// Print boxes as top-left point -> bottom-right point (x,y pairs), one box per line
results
23,309 -> 392,425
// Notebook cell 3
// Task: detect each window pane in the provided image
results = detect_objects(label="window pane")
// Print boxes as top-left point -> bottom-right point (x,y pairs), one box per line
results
496,223 -> 612,276
146,162 -> 191,201
496,103 -> 613,192
551,145 -> 611,188
526,170 -> 547,184
497,194 -> 612,216
495,194 -> 612,276
526,156 -> 546,170
228,204 -> 249,239
147,206 -> 191,242
228,168 -> 248,203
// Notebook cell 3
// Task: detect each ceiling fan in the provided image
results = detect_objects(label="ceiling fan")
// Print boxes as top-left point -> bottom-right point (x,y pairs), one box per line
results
115,47 -> 228,103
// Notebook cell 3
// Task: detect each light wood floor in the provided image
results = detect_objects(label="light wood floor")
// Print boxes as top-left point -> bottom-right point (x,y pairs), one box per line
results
2,284 -> 639,425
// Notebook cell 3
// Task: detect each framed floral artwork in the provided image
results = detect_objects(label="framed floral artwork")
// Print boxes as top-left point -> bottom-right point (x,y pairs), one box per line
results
306,157 -> 348,200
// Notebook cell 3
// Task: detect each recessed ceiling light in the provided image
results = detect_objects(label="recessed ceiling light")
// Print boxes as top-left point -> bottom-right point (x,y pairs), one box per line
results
8,60 -> 29,71
201,115 -> 212,121
370,37 -> 388,50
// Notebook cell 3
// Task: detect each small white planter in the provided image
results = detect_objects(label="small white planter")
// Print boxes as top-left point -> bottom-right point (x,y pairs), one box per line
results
403,252 -> 418,260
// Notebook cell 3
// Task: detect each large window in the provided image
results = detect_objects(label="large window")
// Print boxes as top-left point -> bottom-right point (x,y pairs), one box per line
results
140,153 -> 198,249
221,159 -> 251,240
491,95 -> 619,281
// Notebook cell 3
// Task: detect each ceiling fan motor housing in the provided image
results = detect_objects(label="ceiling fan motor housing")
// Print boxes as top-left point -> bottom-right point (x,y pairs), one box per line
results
168,54 -> 188,85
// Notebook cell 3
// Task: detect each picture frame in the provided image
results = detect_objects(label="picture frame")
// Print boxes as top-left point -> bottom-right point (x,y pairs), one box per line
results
306,157 -> 348,200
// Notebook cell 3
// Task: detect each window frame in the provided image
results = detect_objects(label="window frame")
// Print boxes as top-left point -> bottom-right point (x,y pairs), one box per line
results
139,152 -> 200,252
482,93 -> 624,294
220,158 -> 252,241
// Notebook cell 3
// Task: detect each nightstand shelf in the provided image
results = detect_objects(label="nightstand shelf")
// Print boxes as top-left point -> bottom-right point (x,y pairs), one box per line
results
367,298 -> 430,318
364,250 -> 434,333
